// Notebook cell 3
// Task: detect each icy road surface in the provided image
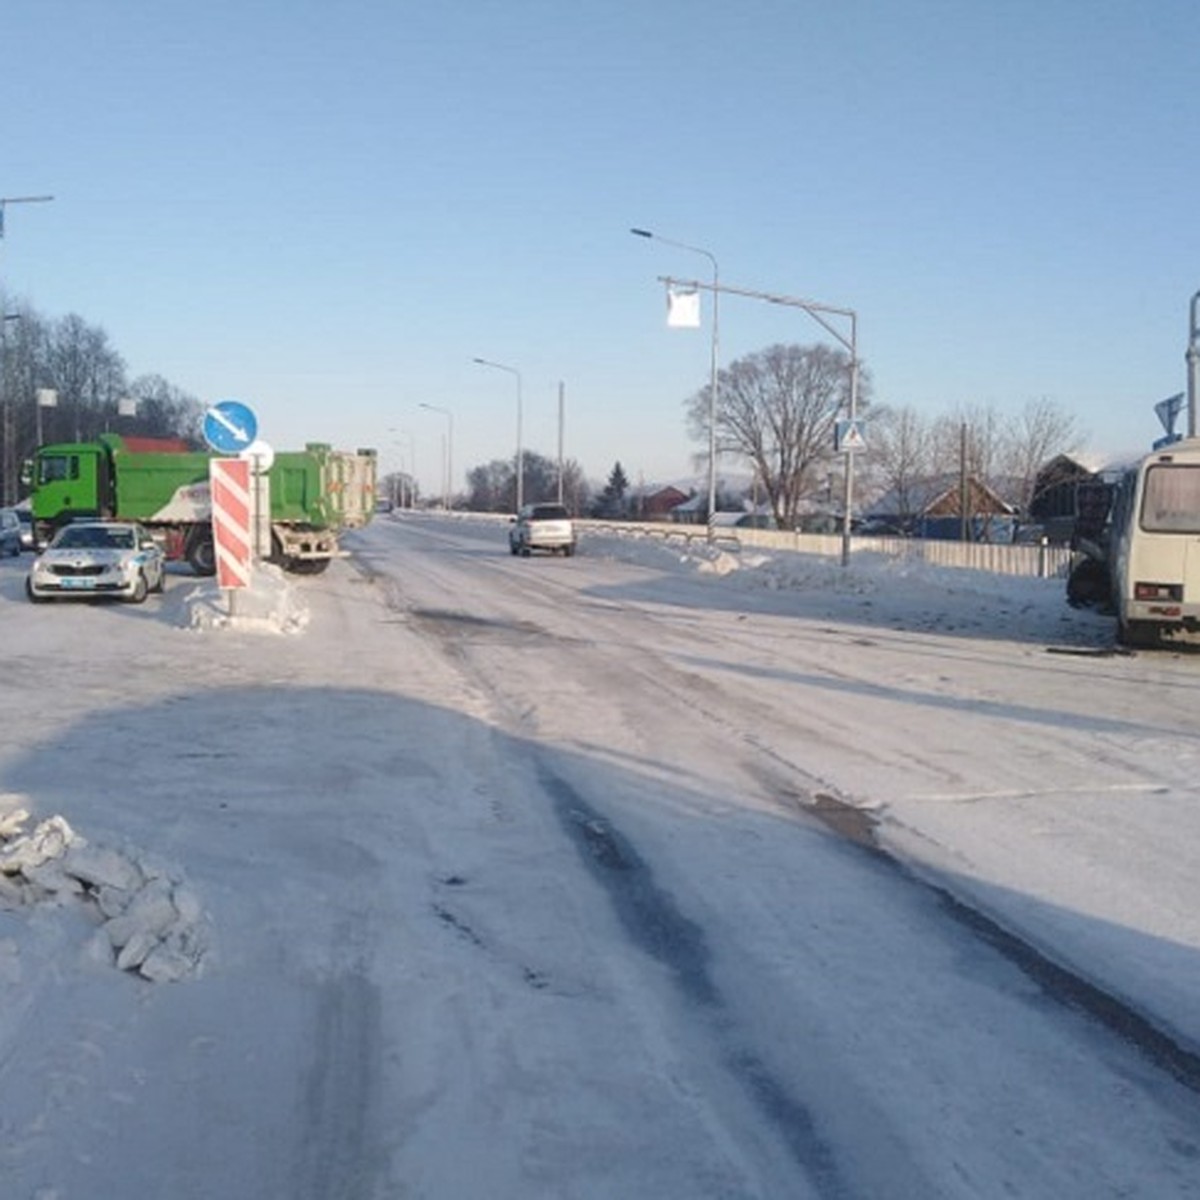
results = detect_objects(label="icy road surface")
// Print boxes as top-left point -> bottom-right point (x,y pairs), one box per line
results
1,512 -> 1200,1199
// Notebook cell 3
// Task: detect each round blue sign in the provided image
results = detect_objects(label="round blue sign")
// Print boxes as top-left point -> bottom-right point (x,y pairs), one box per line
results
203,400 -> 259,453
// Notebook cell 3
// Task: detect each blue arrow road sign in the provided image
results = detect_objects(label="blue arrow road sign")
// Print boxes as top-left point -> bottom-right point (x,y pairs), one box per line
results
203,400 -> 258,453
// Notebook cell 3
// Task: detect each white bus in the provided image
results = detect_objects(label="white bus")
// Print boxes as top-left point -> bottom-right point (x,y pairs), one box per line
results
1110,437 -> 1200,646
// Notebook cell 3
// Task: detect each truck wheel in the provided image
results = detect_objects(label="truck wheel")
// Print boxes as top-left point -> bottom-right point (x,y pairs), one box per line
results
287,559 -> 329,575
187,537 -> 216,576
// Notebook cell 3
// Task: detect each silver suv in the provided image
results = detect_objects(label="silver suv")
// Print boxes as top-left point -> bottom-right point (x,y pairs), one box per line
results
509,503 -> 577,557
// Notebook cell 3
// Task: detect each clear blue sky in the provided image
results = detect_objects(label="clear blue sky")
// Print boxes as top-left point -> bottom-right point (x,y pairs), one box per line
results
2,0 -> 1196,493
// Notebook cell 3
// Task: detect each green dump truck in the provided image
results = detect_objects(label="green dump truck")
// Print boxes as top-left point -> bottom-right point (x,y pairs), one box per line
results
23,434 -> 377,575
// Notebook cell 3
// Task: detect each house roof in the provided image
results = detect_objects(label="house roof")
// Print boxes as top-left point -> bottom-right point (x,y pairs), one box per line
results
867,474 -> 1016,518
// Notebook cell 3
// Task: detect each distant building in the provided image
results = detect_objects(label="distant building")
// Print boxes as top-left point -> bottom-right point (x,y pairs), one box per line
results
865,474 -> 1017,542
639,485 -> 690,519
1029,453 -> 1136,544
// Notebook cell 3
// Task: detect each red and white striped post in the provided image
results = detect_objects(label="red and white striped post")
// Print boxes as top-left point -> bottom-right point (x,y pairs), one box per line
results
209,458 -> 253,594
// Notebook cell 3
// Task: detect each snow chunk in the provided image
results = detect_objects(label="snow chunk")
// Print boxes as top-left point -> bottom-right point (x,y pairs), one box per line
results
696,549 -> 740,577
183,562 -> 310,635
62,843 -> 144,892
0,811 -> 212,982
0,805 -> 31,838
0,816 -> 78,875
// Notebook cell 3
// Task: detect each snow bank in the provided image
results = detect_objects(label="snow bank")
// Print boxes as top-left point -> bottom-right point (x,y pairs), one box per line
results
184,561 -> 310,634
0,803 -> 212,983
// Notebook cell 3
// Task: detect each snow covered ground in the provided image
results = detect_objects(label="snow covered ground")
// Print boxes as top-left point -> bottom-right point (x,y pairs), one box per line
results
2,515 -> 1199,1199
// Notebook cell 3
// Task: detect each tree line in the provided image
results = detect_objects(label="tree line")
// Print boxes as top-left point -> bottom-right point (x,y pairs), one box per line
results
683,342 -> 1080,531
0,290 -> 202,505
3,294 -> 1078,533
446,341 -> 1081,529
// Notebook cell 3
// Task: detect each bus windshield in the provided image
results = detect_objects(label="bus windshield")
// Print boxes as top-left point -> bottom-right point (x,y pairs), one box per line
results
1140,464 -> 1200,533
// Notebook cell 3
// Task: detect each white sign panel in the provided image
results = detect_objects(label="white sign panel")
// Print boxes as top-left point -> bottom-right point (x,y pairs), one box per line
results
666,286 -> 701,329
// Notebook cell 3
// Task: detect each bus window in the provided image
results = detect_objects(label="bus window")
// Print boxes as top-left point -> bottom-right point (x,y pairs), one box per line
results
1140,465 -> 1200,534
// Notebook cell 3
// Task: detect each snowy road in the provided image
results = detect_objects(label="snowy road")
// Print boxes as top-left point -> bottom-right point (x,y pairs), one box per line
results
2,513 -> 1200,1198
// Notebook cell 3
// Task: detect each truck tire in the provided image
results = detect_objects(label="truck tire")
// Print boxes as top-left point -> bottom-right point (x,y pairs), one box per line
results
287,558 -> 330,575
187,536 -> 216,576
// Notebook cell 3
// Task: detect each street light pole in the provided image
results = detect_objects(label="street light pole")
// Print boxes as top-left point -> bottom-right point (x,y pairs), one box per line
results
0,194 -> 54,242
388,428 -> 415,507
1187,289 -> 1199,440
1,314 -> 20,506
632,227 -> 719,535
654,274 -> 860,565
419,402 -> 454,510
473,357 -> 523,511
0,195 -> 52,507
557,380 -> 565,505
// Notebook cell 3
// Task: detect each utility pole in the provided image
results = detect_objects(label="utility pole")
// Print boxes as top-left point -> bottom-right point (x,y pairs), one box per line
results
557,380 -> 565,505
0,194 -> 54,504
1188,289 -> 1199,440
1,314 -> 20,505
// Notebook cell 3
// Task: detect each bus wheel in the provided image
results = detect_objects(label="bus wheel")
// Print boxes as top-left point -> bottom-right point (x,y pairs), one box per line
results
1117,618 -> 1157,649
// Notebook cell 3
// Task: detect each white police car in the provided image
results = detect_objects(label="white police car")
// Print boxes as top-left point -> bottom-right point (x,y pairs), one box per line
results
26,521 -> 166,604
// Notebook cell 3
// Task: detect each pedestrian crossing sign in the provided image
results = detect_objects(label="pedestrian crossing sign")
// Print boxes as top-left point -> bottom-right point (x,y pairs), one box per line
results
835,418 -> 867,453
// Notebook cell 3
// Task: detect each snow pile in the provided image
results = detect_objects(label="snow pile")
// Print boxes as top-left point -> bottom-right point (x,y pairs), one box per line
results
184,561 -> 310,634
0,804 -> 211,983
694,548 -> 741,576
620,533 -> 1046,601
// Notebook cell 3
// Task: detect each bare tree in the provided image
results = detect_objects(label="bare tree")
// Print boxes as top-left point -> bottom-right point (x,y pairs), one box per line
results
865,404 -> 937,525
1000,397 -> 1083,513
0,291 -> 200,502
929,403 -> 1007,485
44,313 -> 127,442
127,374 -> 204,442
687,342 -> 866,528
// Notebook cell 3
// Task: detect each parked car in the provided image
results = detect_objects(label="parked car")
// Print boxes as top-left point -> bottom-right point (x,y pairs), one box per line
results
509,503 -> 577,557
0,509 -> 21,557
26,521 -> 166,604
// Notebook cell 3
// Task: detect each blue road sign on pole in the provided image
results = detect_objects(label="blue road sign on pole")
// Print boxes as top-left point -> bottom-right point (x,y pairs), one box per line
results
203,400 -> 259,454
835,418 -> 867,453
1155,392 -> 1185,438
